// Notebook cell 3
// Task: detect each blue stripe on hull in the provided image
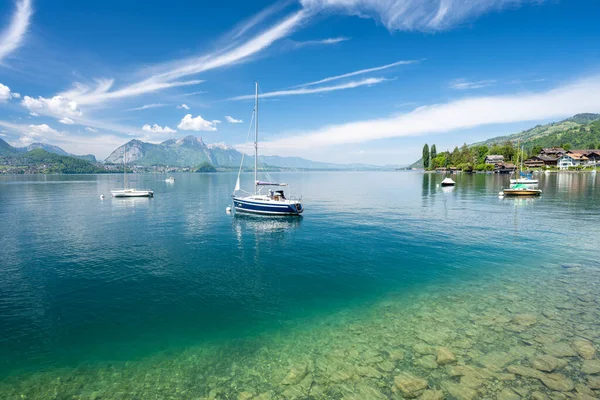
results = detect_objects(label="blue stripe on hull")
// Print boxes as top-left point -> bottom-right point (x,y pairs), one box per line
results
232,198 -> 302,215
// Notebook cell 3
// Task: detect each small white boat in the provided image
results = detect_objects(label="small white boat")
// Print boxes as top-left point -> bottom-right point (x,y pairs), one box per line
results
111,189 -> 154,198
165,176 -> 175,183
111,143 -> 154,198
441,177 -> 455,187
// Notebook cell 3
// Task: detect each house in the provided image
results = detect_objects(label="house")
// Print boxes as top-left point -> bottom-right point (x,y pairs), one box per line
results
495,162 -> 516,174
524,155 -> 558,168
540,147 -> 566,157
566,150 -> 600,165
485,155 -> 504,165
558,154 -> 589,170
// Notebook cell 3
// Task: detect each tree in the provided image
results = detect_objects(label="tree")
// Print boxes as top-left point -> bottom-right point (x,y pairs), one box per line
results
430,144 -> 437,163
195,162 -> 216,172
422,144 -> 430,170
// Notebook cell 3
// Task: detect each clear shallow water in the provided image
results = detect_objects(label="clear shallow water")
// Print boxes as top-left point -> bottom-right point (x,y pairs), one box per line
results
0,171 -> 599,399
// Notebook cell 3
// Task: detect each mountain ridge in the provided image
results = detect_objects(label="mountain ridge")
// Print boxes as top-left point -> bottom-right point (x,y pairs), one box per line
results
0,138 -> 96,162
105,135 -> 393,170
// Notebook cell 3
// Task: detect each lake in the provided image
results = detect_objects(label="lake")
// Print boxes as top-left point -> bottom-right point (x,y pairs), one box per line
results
0,171 -> 599,399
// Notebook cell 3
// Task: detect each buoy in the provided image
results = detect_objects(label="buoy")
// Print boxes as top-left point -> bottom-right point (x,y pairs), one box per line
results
100,194 -> 105,199
226,206 -> 232,213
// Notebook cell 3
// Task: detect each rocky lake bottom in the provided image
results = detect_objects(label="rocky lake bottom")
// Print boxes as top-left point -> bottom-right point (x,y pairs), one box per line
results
1,260 -> 599,400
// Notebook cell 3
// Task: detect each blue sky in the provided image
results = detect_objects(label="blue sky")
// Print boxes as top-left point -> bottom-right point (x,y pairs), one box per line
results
1,0 -> 600,165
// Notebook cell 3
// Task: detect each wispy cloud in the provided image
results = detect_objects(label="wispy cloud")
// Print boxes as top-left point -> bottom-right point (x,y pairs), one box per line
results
292,59 -> 419,88
450,78 -> 497,90
59,117 -> 75,125
127,103 -> 167,111
177,104 -> 190,110
85,127 -> 97,132
57,9 -> 307,107
225,115 -> 243,123
0,0 -> 32,64
294,36 -> 350,47
178,114 -> 221,131
179,91 -> 207,97
230,77 -> 386,100
258,75 -> 600,153
300,0 -> 543,32
142,124 -> 176,133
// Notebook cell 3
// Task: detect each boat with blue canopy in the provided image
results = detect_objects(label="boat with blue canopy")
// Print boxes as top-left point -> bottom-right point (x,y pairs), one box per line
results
231,82 -> 303,216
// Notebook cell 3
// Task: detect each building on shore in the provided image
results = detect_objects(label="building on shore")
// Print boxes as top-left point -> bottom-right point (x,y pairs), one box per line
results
485,155 -> 504,165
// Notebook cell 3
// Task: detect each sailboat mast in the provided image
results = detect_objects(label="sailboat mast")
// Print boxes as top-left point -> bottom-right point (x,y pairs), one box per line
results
123,143 -> 127,190
254,81 -> 258,195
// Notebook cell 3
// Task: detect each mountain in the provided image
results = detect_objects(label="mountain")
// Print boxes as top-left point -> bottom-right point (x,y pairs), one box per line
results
473,113 -> 600,148
105,135 -> 390,170
0,138 -> 96,162
18,149 -> 105,173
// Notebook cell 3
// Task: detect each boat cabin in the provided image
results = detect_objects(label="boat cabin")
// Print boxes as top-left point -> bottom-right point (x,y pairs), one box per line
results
268,189 -> 287,201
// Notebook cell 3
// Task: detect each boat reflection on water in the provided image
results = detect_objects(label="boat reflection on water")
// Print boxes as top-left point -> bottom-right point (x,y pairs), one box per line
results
109,196 -> 152,210
233,213 -> 302,235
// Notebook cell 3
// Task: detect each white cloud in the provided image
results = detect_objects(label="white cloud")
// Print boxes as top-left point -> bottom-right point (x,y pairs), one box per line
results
177,103 -> 190,110
293,59 -> 420,88
21,95 -> 82,118
85,127 -> 97,132
59,117 -> 75,125
225,115 -> 243,123
300,0 -> 542,32
127,103 -> 167,111
0,0 -> 32,64
11,92 -> 20,98
295,36 -> 350,47
180,91 -> 206,97
0,83 -> 10,101
450,79 -> 497,90
29,112 -> 38,116
28,124 -> 60,136
142,124 -> 177,133
178,114 -> 220,131
230,77 -> 386,100
259,75 -> 600,153
58,9 -> 306,106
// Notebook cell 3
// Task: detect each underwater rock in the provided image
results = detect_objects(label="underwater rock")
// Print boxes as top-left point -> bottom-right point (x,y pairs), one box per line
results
512,314 -> 538,326
571,394 -> 597,400
414,343 -> 436,355
575,383 -> 596,397
281,364 -> 308,385
544,343 -> 578,358
507,365 -> 544,379
436,347 -> 456,365
254,392 -> 273,400
588,375 -> 600,389
459,374 -> 484,389
572,339 -> 596,360
441,381 -> 477,400
530,355 -> 561,372
416,355 -> 439,369
347,384 -> 387,400
540,373 -> 575,392
509,345 -> 537,359
496,388 -> 520,400
386,348 -> 406,361
378,360 -> 395,372
355,365 -> 382,379
530,391 -> 548,400
394,373 -> 428,398
477,351 -> 513,371
418,389 -> 445,400
329,369 -> 355,383
581,359 -> 600,375
237,391 -> 254,400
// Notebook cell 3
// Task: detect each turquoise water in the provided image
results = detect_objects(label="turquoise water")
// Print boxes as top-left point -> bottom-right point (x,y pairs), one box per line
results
0,171 -> 599,399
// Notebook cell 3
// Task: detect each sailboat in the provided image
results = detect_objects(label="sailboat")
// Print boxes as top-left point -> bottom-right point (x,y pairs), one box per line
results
510,145 -> 538,184
110,144 -> 154,198
502,144 -> 541,196
231,82 -> 303,216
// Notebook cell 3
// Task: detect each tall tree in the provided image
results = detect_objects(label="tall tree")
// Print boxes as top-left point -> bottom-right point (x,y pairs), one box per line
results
430,144 -> 437,165
422,144 -> 430,170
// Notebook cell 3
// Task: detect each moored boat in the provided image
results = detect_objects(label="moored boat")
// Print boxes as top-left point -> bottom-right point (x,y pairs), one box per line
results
231,82 -> 303,216
441,177 -> 455,187
502,184 -> 542,196
111,143 -> 154,198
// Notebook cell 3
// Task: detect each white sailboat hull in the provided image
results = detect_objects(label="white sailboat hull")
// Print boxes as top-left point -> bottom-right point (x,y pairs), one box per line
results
111,189 -> 154,197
